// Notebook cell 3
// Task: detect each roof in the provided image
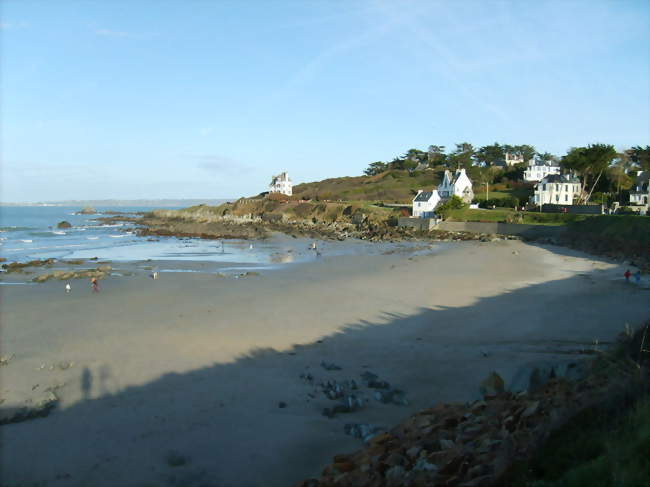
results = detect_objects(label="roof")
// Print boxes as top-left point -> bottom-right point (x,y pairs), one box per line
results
542,174 -> 580,184
634,171 -> 649,186
529,161 -> 560,167
413,191 -> 435,202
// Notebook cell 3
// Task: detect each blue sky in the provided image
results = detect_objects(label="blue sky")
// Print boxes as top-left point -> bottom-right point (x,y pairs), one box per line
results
1,0 -> 649,202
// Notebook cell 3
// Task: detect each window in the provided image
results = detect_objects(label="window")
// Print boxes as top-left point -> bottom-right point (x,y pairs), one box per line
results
543,184 -> 546,191
556,184 -> 560,191
565,185 -> 568,192
565,194 -> 568,202
555,195 -> 559,202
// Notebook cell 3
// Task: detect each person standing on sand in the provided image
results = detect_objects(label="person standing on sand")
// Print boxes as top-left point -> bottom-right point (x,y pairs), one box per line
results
624,269 -> 631,282
65,283 -> 71,293
91,277 -> 99,293
634,270 -> 641,285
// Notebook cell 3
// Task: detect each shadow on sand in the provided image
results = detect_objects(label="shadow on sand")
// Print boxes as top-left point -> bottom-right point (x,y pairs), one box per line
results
1,261 -> 648,487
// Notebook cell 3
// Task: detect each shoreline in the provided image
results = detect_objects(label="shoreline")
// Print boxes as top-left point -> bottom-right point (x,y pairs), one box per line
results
1,240 -> 648,486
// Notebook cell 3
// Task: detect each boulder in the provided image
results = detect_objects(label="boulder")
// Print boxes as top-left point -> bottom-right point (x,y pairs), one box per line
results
78,207 -> 96,215
56,221 -> 72,229
479,371 -> 505,397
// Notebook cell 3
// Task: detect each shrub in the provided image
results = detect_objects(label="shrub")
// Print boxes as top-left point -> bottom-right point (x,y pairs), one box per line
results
437,195 -> 468,216
479,197 -> 519,209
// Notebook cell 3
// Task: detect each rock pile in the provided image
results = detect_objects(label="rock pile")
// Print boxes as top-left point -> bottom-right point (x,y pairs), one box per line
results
298,360 -> 635,487
2,259 -> 56,273
32,265 -> 112,283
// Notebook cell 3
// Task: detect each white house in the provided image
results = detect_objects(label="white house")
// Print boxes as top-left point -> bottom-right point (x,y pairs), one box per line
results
505,152 -> 527,166
629,171 -> 649,206
269,172 -> 292,196
412,190 -> 441,218
532,174 -> 581,206
437,168 -> 474,203
524,160 -> 561,182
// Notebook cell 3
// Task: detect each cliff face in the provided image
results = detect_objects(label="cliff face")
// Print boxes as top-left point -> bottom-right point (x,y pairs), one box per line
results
136,200 -> 408,241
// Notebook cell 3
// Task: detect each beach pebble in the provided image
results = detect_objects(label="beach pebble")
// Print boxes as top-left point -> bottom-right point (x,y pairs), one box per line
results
0,354 -> 14,366
320,361 -> 342,371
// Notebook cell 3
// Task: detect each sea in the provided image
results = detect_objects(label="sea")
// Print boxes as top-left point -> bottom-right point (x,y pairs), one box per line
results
0,206 -> 427,271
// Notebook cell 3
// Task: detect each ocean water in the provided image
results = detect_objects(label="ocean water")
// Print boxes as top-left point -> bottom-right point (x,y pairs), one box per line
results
0,206 -> 425,267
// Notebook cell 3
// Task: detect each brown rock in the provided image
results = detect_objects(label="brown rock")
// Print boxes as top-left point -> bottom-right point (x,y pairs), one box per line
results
333,462 -> 355,473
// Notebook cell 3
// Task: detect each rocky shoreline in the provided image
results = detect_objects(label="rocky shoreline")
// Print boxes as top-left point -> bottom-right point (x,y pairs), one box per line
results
103,206 -> 518,245
299,328 -> 649,487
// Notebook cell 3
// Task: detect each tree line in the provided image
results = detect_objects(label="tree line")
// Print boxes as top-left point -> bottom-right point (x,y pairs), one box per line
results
364,143 -> 650,203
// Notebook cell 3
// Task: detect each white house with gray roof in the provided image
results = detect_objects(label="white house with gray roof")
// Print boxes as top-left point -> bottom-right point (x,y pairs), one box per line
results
629,171 -> 649,207
437,168 -> 474,203
524,159 -> 561,182
269,172 -> 292,196
532,174 -> 581,206
412,190 -> 441,218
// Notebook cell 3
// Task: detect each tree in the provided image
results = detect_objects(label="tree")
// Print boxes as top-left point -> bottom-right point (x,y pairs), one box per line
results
403,148 -> 427,164
626,145 -> 650,171
561,144 -> 617,203
609,152 -> 635,197
364,161 -> 388,176
476,143 -> 505,166
447,142 -> 475,169
514,145 -> 536,162
427,145 -> 446,166
536,152 -> 557,163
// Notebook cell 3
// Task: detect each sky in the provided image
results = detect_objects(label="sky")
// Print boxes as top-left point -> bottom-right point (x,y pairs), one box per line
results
1,0 -> 649,202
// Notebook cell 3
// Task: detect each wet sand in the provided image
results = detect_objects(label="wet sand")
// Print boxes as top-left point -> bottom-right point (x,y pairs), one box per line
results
0,240 -> 648,487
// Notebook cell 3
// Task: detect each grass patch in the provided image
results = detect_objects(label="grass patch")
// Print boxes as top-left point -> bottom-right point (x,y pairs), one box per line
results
443,208 -> 590,226
292,170 -> 440,203
504,395 -> 650,487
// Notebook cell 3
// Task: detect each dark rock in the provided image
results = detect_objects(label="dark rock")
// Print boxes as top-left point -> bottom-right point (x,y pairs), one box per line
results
321,361 -> 342,371
479,371 -> 505,397
165,451 -> 189,467
278,401 -> 287,408
56,221 -> 72,229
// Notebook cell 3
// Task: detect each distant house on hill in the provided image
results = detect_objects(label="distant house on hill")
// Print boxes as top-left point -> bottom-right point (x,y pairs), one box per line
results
532,174 -> 581,206
269,172 -> 292,196
504,152 -> 527,166
438,168 -> 474,203
629,171 -> 649,206
412,190 -> 441,218
524,159 -> 561,182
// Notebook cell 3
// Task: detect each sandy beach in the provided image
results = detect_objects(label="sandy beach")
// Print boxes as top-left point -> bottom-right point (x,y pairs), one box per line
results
1,239 -> 648,487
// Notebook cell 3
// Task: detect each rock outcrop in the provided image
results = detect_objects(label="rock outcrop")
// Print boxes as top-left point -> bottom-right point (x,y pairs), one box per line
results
298,348 -> 644,487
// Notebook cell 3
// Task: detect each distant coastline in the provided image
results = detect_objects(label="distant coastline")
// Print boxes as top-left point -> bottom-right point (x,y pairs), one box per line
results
0,198 -> 231,207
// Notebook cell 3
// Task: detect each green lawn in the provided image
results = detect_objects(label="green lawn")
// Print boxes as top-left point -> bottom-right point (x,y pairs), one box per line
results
443,208 -> 590,226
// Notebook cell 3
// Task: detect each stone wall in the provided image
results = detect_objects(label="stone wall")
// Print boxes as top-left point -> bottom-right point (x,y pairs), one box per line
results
437,221 -> 565,239
397,217 -> 437,231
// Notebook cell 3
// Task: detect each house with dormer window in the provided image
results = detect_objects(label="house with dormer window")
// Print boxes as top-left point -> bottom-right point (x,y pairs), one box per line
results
437,168 -> 474,203
532,174 -> 581,206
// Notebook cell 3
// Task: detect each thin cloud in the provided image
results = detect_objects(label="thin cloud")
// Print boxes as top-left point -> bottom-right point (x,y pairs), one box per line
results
190,154 -> 253,173
95,28 -> 132,38
0,21 -> 29,30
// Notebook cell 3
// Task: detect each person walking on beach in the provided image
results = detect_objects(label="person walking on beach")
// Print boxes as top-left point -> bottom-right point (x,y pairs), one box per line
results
624,269 -> 631,282
91,277 -> 99,293
65,283 -> 71,293
634,270 -> 641,285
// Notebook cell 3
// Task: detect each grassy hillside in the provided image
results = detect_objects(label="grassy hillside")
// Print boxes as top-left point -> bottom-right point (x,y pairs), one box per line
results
291,170 -> 440,203
290,169 -> 533,205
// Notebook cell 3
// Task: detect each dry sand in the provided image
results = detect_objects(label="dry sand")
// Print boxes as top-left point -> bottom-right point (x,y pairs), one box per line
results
0,240 -> 648,487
